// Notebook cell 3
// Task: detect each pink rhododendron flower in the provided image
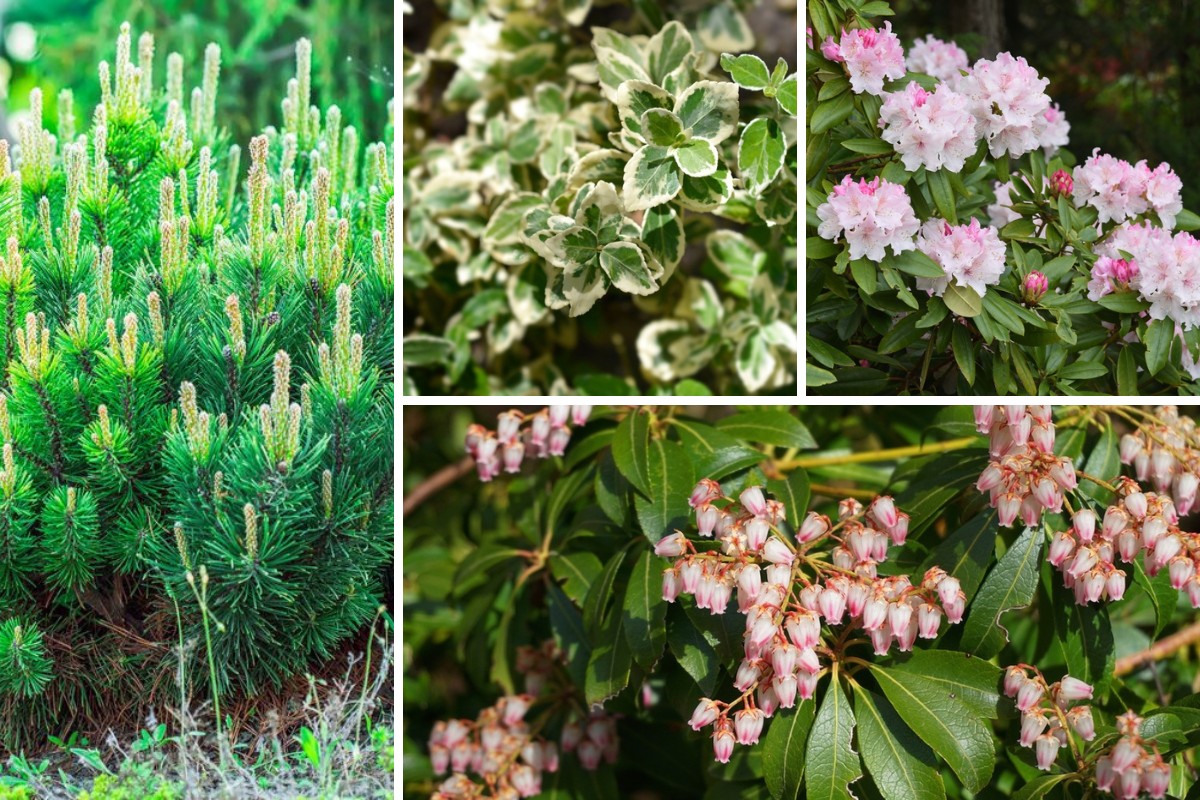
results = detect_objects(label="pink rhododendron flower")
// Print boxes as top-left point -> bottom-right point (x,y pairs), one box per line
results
878,81 -> 978,172
1145,162 -> 1184,229
1073,150 -> 1183,228
1098,222 -> 1200,326
815,175 -> 919,262
1038,102 -> 1071,157
915,218 -> 1007,298
826,22 -> 906,95
952,52 -> 1051,158
1086,256 -> 1139,301
905,34 -> 969,81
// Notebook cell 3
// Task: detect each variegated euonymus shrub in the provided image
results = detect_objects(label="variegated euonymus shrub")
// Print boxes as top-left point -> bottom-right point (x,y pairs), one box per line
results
806,0 -> 1200,396
402,1 -> 798,395
405,404 -> 1200,799
0,24 -> 394,752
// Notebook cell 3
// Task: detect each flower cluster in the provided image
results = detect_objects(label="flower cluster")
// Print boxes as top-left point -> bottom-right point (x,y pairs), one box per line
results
951,52 -> 1052,158
878,81 -> 978,173
1003,665 -> 1095,770
560,710 -> 620,772
904,34 -> 968,82
915,218 -> 1007,298
975,405 -> 1078,526
1093,711 -> 1171,799
465,406 -> 592,481
1095,222 -> 1200,328
1087,256 -> 1140,302
429,696 -> 558,799
656,481 -> 965,763
821,22 -> 906,95
1045,505 -> 1128,605
1119,406 -> 1200,514
1040,103 -> 1071,158
815,175 -> 920,263
1072,150 -> 1184,229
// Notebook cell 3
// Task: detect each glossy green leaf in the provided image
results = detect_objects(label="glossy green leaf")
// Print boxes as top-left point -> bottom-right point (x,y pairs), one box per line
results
853,685 -> 945,800
809,91 -> 855,135
720,52 -> 770,89
943,283 -> 983,318
634,438 -> 695,544
551,552 -> 604,605
671,417 -> 764,479
623,549 -> 668,668
805,677 -> 861,800
1144,319 -> 1175,377
1050,569 -> 1115,696
548,581 -> 591,686
960,526 -> 1044,658
886,650 -> 1003,720
762,703 -> 816,800
767,469 -> 811,530
716,410 -> 816,449
738,118 -> 786,195
674,80 -> 740,144
666,605 -> 719,695
927,169 -> 957,223
612,409 -> 651,494
643,108 -> 686,146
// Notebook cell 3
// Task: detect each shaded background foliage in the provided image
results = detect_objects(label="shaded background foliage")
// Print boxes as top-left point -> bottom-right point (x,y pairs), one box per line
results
887,0 -> 1200,209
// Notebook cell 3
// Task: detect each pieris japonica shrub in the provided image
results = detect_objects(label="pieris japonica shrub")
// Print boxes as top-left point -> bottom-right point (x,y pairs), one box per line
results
0,23 -> 394,751
404,404 -> 1200,799
401,0 -> 798,396
805,0 -> 1200,395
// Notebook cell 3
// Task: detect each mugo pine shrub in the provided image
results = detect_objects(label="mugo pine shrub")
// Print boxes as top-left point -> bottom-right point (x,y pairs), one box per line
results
0,23 -> 394,751
806,0 -> 1200,396
406,404 -> 1200,799
401,0 -> 798,395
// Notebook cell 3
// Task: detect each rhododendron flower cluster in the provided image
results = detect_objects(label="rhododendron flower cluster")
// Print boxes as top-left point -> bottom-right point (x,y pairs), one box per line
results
1095,222 -> 1200,328
657,481 -> 965,763
815,175 -> 920,262
1003,665 -> 1095,770
915,218 -> 1007,298
1119,406 -> 1200,514
1087,256 -> 1140,302
1072,150 -> 1184,229
904,34 -> 968,82
951,52 -> 1052,158
878,81 -> 978,173
465,405 -> 592,481
1039,103 -> 1071,158
975,405 -> 1078,526
1093,711 -> 1171,799
821,22 -> 906,95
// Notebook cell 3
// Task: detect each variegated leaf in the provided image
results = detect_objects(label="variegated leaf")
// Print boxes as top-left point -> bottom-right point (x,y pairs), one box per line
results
737,117 -> 786,195
642,109 -> 685,147
484,193 -> 543,245
697,1 -> 754,53
777,75 -> 798,116
567,149 -> 629,191
615,80 -> 674,139
676,166 -> 733,212
547,225 -> 600,270
596,49 -> 651,102
623,145 -> 683,212
679,277 -> 723,330
563,260 -> 609,316
672,138 -> 719,178
646,21 -> 694,85
560,0 -> 592,25
674,80 -> 740,144
600,241 -> 659,295
735,329 -> 777,392
641,204 -> 685,275
720,52 -> 770,90
575,181 -> 625,245
708,229 -> 766,281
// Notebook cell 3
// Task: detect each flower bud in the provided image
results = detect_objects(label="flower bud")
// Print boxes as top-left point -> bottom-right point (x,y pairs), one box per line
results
1057,676 -> 1093,702
1073,509 -> 1097,542
1177,471 -> 1199,516
870,626 -> 892,655
571,404 -> 592,426
1016,680 -> 1044,711
696,504 -> 721,538
1094,755 -> 1115,791
1105,568 -> 1126,601
798,670 -> 819,700
818,586 -> 847,624
797,512 -> 830,543
690,479 -> 723,509
503,440 -> 525,473
1034,733 -> 1060,770
689,698 -> 721,731
578,738 -> 602,770
712,722 -> 736,764
662,568 -> 680,602
770,642 -> 799,677
1049,168 -> 1073,198
497,411 -> 522,444
917,603 -> 942,639
1021,271 -> 1049,304
762,537 -> 795,565
1019,710 -> 1047,747
772,673 -> 798,708
547,426 -> 571,456
744,517 -> 770,550
734,658 -> 763,692
733,708 -> 765,746
977,463 -> 1004,492
1170,556 -> 1196,590
996,493 -> 1021,527
1067,706 -> 1095,741
766,563 -> 791,586
974,405 -> 995,433
740,486 -> 768,518
1110,738 -> 1142,773
869,495 -> 899,529
1143,760 -> 1170,798
785,609 -> 821,650
757,682 -> 780,718
1125,491 -> 1148,520
1048,531 -> 1076,567
654,532 -> 687,558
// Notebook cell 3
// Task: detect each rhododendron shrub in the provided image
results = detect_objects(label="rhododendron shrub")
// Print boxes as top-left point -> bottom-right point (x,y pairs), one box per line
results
404,404 -> 1200,799
402,0 -> 798,396
805,0 -> 1200,395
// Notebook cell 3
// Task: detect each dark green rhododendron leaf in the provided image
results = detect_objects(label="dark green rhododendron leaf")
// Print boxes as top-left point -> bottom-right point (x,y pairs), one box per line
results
623,549 -> 668,668
717,409 -> 816,449
634,438 -> 694,544
853,684 -> 945,800
612,409 -> 651,494
762,703 -> 816,800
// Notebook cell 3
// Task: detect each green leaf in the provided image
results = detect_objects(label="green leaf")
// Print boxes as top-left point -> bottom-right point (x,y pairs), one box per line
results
634,438 -> 695,544
1097,291 -> 1149,314
943,283 -> 983,318
809,91 -> 855,135
805,677 -> 861,800
614,80 -> 674,137
890,249 -> 943,278
870,665 -> 995,793
1176,208 -> 1200,231
642,108 -> 686,146
600,241 -> 658,295
1117,345 -> 1139,395
1050,570 -> 1115,696
736,332 -> 776,392
960,526 -> 1044,658
738,118 -> 786,195
641,204 -> 685,270
673,138 -> 720,178
921,513 -> 999,605
1080,422 -> 1120,504
612,409 -> 651,494
840,138 -> 892,157
853,685 -> 945,800
717,410 -> 817,449
671,418 -> 763,480
951,325 -> 976,385
1133,559 -> 1177,639
777,75 -> 798,116
402,334 -> 454,367
484,192 -> 544,244
645,21 -> 693,84
762,703 -> 816,800
1144,320 -> 1175,377
583,543 -> 634,635
1011,774 -> 1072,800
720,52 -> 771,89
624,145 -> 683,211
551,552 -> 604,605
585,599 -> 633,704
927,170 -> 957,223
453,545 -> 523,591
666,605 -> 719,694
674,80 -> 740,144
548,581 -> 592,687
623,549 -> 668,668
767,470 -> 811,530
887,650 -> 1003,720
1057,361 -> 1109,381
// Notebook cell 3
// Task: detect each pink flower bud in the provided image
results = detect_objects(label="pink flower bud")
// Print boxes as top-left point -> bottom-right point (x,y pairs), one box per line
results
511,764 -> 540,797
654,532 -> 687,558
1110,738 -> 1142,773
820,35 -> 842,62
1083,570 -> 1106,603
679,560 -> 703,593
1154,533 -> 1182,564
977,463 -> 1004,492
766,563 -> 791,586
1031,478 -> 1062,512
430,744 -> 449,774
1016,680 -> 1044,711
740,486 -> 769,518
895,617 -> 918,651
1095,755 -> 1115,790
1073,509 -> 1097,542
1019,710 -> 1047,747
772,674 -> 798,708
571,405 -> 592,426
1170,556 -> 1196,589
917,603 -> 942,639
869,496 -> 899,529
1067,706 -> 1095,741
710,581 -> 732,615
497,411 -> 522,444
1049,168 -> 1073,198
696,504 -> 721,538
465,424 -> 487,457
690,479 -> 723,509
1021,495 -> 1044,526
1116,529 -> 1140,562
1177,472 -> 1199,516
887,600 -> 913,638
846,581 -> 870,617
797,647 -> 821,675
548,406 -> 570,428
662,568 -> 680,602
870,626 -> 892,655
974,405 -> 995,433
798,670 -> 819,700
1010,414 -> 1033,447
1051,460 -> 1077,490
1034,733 -> 1060,770
1143,516 -> 1168,549
689,698 -> 721,731
1057,676 -> 1093,702
744,517 -> 770,550
889,513 -> 910,545
862,595 -> 888,631
747,608 -> 779,648
786,609 -> 821,650
1067,546 -> 1098,579
1118,433 -> 1142,464
996,492 -> 1021,527
1143,761 -> 1170,798
1030,421 -> 1056,454
734,658 -> 763,692
770,642 -> 799,677
838,498 -> 863,519
1048,531 -> 1076,567
818,586 -> 847,624
1021,271 -> 1049,304
561,719 -> 583,751
736,563 -> 763,600
1106,569 -> 1126,600
757,683 -> 779,718
503,440 -> 525,473
733,708 -> 765,746
1125,491 -> 1148,520
797,512 -> 830,543
547,426 -> 571,456
762,537 -> 795,565
943,592 -> 965,623
503,694 -> 532,725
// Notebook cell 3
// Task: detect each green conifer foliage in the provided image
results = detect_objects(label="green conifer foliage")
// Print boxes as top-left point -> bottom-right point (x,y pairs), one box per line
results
0,22 -> 394,751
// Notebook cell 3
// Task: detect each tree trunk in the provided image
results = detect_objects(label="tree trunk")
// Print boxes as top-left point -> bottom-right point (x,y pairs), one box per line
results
951,0 -> 1007,58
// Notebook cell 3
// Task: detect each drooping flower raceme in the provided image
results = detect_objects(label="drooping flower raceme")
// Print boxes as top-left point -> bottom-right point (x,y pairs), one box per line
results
915,218 -> 1007,298
1072,150 -> 1184,229
975,405 -> 1077,526
822,22 -> 906,96
952,52 -> 1052,158
1096,222 -> 1200,328
815,175 -> 920,262
904,34 -> 968,82
1119,406 -> 1200,514
465,405 -> 592,481
1003,666 -> 1095,771
878,81 -> 978,173
1092,711 -> 1171,799
659,481 -> 965,765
